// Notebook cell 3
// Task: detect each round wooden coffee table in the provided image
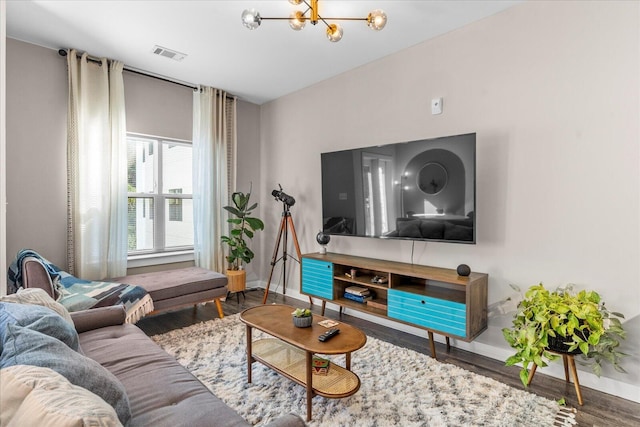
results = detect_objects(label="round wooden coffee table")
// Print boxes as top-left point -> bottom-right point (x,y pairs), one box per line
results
240,304 -> 367,421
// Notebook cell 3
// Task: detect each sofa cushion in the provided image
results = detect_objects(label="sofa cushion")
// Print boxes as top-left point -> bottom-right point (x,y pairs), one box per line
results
1,288 -> 74,325
79,324 -> 249,427
0,302 -> 78,351
0,307 -> 131,425
0,365 -> 122,427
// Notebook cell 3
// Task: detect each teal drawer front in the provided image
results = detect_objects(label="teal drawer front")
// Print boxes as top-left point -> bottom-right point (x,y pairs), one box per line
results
388,289 -> 467,337
301,258 -> 333,300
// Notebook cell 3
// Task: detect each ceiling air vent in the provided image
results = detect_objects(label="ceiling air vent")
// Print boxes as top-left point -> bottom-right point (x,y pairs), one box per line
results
151,45 -> 187,62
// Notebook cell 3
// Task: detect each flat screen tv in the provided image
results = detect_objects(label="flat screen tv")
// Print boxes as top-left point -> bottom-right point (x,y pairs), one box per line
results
321,133 -> 476,244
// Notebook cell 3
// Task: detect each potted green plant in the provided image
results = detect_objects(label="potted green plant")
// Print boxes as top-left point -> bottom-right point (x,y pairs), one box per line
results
292,308 -> 313,328
220,188 -> 264,293
502,283 -> 626,386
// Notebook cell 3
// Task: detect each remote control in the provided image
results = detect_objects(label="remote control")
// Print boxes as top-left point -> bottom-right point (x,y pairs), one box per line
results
318,328 -> 340,342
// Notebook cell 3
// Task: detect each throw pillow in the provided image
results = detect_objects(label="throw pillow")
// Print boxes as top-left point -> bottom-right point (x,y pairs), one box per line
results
0,302 -> 78,351
1,288 -> 74,326
0,323 -> 131,425
1,365 -> 122,427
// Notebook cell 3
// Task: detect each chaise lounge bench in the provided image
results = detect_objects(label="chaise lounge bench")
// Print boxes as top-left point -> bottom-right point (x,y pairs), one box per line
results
21,256 -> 228,319
110,267 -> 228,318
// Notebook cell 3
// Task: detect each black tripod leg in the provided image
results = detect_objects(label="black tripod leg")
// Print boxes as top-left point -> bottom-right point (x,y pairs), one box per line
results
262,215 -> 286,304
282,215 -> 288,296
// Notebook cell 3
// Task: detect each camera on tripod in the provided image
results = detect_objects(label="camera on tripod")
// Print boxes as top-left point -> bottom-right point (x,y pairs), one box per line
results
272,185 -> 295,207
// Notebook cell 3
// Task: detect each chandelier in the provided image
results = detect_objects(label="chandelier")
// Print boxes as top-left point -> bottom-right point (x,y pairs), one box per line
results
241,0 -> 387,43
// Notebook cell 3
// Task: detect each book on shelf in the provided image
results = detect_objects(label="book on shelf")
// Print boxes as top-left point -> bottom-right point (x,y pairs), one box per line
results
343,292 -> 372,303
345,286 -> 370,296
312,356 -> 330,375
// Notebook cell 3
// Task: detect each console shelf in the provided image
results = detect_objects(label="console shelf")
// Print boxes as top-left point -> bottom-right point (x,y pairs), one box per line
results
301,252 -> 488,358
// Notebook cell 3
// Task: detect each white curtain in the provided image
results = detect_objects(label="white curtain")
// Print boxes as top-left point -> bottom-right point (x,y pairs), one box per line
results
192,86 -> 237,272
66,50 -> 128,280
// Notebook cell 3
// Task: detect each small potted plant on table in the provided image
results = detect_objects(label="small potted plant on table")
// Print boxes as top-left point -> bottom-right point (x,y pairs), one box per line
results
221,188 -> 264,299
502,283 -> 626,387
292,308 -> 313,328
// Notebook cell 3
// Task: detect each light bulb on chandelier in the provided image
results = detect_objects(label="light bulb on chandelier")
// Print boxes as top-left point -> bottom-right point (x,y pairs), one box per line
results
241,9 -> 261,30
326,24 -> 343,43
289,11 -> 306,31
241,0 -> 387,42
367,9 -> 387,31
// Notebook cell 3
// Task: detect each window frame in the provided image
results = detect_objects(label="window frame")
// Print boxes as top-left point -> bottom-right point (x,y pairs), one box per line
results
127,133 -> 194,256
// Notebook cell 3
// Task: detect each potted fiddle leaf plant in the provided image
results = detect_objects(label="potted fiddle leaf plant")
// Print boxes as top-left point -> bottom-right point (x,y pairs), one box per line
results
502,283 -> 626,387
221,187 -> 264,295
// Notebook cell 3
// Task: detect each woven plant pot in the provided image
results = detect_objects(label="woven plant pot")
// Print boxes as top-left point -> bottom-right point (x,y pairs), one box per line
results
547,331 -> 589,355
292,315 -> 313,328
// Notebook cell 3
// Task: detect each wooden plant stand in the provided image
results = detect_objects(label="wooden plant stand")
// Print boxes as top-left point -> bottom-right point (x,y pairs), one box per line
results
226,269 -> 246,303
527,351 -> 584,406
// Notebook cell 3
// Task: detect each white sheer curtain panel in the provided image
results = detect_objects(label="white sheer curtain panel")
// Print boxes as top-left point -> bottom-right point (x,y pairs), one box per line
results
192,86 -> 237,272
66,50 -> 128,280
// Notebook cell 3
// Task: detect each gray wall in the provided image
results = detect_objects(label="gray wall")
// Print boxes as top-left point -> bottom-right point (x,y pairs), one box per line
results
6,39 -> 67,269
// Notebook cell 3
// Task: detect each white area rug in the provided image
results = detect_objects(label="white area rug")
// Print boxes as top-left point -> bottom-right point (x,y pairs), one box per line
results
151,314 -> 576,427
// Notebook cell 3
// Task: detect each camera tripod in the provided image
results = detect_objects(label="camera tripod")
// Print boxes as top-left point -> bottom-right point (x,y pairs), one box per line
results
262,203 -> 302,304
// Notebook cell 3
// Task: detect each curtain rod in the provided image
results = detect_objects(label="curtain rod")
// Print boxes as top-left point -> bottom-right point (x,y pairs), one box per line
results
58,48 -> 198,91
125,67 -> 197,91
58,49 -> 198,90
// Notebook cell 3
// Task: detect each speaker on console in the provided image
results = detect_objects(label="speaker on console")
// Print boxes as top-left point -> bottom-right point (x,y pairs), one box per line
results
456,264 -> 471,277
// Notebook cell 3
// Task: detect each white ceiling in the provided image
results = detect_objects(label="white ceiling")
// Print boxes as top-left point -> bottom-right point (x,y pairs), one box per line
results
6,0 -> 521,104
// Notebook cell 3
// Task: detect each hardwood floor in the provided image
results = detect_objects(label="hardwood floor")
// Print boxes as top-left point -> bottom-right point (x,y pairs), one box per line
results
137,288 -> 640,427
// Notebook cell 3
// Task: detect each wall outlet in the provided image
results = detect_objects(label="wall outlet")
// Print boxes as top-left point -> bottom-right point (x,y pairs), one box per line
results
431,97 -> 443,115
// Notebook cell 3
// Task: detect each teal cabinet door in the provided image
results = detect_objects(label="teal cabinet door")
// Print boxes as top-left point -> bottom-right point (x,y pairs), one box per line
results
388,289 -> 467,338
301,258 -> 334,300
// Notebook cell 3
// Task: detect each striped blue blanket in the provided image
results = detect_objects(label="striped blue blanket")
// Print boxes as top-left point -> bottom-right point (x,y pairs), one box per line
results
7,249 -> 154,323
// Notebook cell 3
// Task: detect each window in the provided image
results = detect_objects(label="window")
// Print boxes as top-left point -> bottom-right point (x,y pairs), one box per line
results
127,134 -> 193,254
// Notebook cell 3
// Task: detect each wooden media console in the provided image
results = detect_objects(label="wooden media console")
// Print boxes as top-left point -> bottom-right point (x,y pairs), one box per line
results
301,252 -> 488,358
